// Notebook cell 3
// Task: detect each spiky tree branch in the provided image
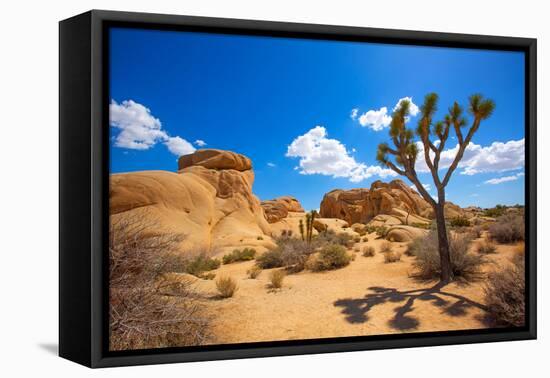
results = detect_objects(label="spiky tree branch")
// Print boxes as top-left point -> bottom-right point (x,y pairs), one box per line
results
376,93 -> 495,203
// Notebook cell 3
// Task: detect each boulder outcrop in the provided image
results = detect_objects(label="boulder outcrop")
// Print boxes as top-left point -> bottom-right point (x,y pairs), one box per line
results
110,149 -> 274,254
319,179 -> 464,224
261,196 -> 305,223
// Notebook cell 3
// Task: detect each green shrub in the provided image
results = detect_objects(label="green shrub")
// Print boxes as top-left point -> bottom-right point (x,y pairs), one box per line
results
412,231 -> 485,281
411,222 -> 431,230
375,226 -> 389,239
257,236 -> 264,240
489,214 -> 525,243
222,248 -> 256,264
484,256 -> 525,326
450,216 -> 471,227
247,266 -> 262,279
269,270 -> 286,289
362,246 -> 375,257
185,254 -> 221,277
256,249 -> 284,269
200,272 -> 216,280
215,276 -> 238,298
383,250 -> 402,263
483,205 -> 507,218
477,240 -> 497,254
310,244 -> 351,271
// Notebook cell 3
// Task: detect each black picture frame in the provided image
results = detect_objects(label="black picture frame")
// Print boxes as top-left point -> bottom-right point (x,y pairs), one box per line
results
59,9 -> 537,368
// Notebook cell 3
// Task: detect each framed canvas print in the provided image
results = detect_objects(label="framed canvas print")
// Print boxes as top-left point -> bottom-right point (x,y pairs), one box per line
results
59,10 -> 537,368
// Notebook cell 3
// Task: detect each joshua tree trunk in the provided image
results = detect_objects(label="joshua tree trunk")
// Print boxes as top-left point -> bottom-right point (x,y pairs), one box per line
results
434,200 -> 453,283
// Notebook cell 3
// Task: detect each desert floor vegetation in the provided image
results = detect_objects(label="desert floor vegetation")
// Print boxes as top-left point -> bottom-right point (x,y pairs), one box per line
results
109,216 -> 210,350
309,244 -> 352,272
195,231 -> 522,345
489,214 -> 525,244
247,265 -> 262,279
215,276 -> 238,298
412,231 -> 486,281
110,212 -> 525,348
484,254 -> 525,326
362,246 -> 375,257
268,269 -> 286,289
222,248 -> 256,264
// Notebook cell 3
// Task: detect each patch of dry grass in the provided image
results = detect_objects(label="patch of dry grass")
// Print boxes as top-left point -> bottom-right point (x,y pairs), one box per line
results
216,276 -> 238,298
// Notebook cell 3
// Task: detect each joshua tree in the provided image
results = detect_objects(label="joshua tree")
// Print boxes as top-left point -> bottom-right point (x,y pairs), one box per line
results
376,93 -> 495,283
299,219 -> 305,241
304,210 -> 317,246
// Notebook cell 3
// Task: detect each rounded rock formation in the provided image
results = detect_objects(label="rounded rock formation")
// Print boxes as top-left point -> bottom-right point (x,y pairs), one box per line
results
111,149 -> 274,254
320,179 -> 464,224
261,196 -> 305,223
178,149 -> 252,172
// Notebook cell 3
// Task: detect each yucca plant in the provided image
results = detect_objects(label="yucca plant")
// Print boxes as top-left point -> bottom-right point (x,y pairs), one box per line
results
377,93 -> 495,283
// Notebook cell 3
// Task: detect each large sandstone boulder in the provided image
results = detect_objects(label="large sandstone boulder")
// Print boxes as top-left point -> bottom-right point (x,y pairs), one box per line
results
110,149 -> 275,255
386,225 -> 428,242
178,149 -> 252,171
261,196 -> 305,223
320,180 -> 432,224
320,179 -> 464,224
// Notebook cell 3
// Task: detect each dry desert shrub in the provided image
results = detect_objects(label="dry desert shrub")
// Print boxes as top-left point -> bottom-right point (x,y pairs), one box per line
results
477,240 -> 497,254
362,246 -> 375,257
412,231 -> 486,281
310,244 -> 351,271
405,237 -> 422,256
383,250 -> 402,263
109,215 -> 210,351
489,214 -> 525,243
247,265 -> 262,279
269,269 -> 286,289
315,230 -> 354,247
484,256 -> 525,326
470,225 -> 483,239
215,276 -> 238,298
379,241 -> 393,254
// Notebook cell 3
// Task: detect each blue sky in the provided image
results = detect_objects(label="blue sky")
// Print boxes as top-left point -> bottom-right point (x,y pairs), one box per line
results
109,27 -> 525,210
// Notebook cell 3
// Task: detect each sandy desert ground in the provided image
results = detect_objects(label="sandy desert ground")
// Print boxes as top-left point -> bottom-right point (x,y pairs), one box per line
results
181,233 -> 520,345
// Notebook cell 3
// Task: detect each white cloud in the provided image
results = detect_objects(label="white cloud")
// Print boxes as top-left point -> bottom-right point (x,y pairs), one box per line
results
484,172 -> 525,185
354,96 -> 419,131
110,99 -> 196,157
286,126 -> 396,183
416,139 -> 525,176
194,139 -> 207,147
410,183 -> 432,192
267,162 -> 276,167
164,136 -> 195,156
110,100 -> 165,150
358,107 -> 392,131
393,96 -> 420,117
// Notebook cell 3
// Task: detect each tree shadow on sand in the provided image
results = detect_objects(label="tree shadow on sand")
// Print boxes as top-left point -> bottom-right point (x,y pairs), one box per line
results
334,282 -> 490,331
